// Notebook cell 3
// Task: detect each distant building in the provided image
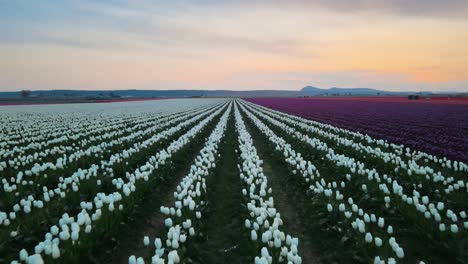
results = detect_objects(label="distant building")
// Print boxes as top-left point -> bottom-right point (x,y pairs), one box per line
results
408,95 -> 420,100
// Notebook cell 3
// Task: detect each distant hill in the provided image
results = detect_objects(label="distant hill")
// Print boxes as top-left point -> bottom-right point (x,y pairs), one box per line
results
0,87 -> 464,99
298,86 -> 436,96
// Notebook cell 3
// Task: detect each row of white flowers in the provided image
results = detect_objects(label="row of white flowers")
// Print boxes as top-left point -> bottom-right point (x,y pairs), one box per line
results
245,101 -> 466,189
234,102 -> 302,264
0,99 -> 214,144
128,102 -> 232,264
0,103 -> 224,232
242,101 -> 467,175
0,103 -> 218,193
9,101 -> 230,263
1,110 -> 165,166
237,101 -> 405,263
240,100 -> 468,234
0,100 -> 223,171
0,111 -> 115,151
0,103 -> 174,157
0,105 -> 209,174
244,101 -> 467,199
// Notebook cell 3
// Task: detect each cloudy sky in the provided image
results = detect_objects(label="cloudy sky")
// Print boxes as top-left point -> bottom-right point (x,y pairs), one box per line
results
1,0 -> 468,92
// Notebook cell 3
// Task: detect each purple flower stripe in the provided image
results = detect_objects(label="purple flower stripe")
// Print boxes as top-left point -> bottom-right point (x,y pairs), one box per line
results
245,98 -> 468,163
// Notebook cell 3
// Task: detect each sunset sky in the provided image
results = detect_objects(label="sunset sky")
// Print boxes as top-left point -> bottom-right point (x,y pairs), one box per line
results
1,1 -> 468,92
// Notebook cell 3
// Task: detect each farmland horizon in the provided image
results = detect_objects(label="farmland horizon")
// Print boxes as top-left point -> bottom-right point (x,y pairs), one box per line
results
1,86 -> 467,102
0,82 -> 467,94
1,85 -> 468,93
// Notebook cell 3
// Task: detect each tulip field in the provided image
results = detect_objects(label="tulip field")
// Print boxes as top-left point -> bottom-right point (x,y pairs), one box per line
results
245,97 -> 468,163
0,98 -> 467,264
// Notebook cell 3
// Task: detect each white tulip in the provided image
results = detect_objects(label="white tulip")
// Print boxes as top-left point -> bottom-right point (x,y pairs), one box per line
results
374,237 -> 383,247
143,236 -> 150,246
165,218 -> 173,227
251,230 -> 258,241
450,224 -> 459,233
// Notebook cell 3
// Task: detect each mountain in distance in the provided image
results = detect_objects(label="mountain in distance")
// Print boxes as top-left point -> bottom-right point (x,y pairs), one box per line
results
302,86 -> 385,95
0,86 -> 463,99
299,86 -> 432,96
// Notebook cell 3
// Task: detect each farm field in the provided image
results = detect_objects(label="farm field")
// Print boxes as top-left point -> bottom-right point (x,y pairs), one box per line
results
245,97 -> 468,163
0,98 -> 467,264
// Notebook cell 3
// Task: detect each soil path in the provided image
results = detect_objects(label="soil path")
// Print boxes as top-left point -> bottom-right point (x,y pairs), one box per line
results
190,111 -> 252,263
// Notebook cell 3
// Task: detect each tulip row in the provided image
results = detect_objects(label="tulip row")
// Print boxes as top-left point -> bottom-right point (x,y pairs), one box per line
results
244,101 -> 467,211
0,100 -> 223,173
240,100 -> 467,235
242,100 -> 467,178
245,97 -> 468,164
6,100 -> 229,263
239,99 -> 467,262
0,102 -> 173,158
0,102 -> 220,197
0,102 -> 224,244
244,98 -> 467,167
237,101 -> 402,263
1,111 -> 161,167
1,102 -> 218,206
234,102 -> 302,263
0,99 -> 210,150
127,101 -> 232,264
243,100 -> 468,176
2,104 -> 208,176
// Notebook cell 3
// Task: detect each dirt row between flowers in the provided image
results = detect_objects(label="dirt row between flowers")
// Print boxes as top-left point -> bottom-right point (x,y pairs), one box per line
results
187,112 -> 253,263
